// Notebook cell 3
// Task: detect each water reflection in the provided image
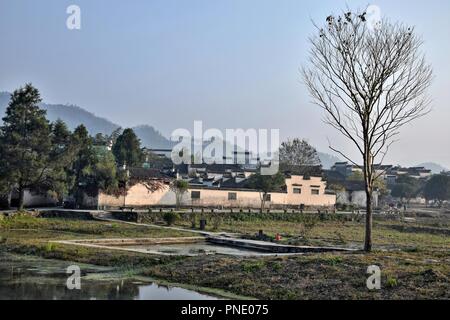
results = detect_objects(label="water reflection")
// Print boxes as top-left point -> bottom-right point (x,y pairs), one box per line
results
0,253 -> 218,300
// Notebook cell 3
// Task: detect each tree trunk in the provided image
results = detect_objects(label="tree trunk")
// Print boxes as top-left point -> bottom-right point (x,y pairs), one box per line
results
364,185 -> 373,252
75,188 -> 84,209
261,193 -> 266,211
175,193 -> 181,210
18,186 -> 25,211
363,147 -> 374,252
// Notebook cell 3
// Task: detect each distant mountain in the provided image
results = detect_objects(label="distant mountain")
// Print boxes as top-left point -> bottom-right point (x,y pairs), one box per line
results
0,91 -> 170,149
0,91 -> 119,134
0,91 -> 382,168
415,162 -> 448,174
318,152 -> 342,169
47,104 -> 120,134
132,125 -> 172,149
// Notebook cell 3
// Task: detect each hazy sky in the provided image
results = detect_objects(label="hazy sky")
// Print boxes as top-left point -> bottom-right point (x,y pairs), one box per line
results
1,0 -> 449,168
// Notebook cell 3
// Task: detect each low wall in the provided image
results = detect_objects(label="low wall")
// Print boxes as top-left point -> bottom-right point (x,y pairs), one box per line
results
110,211 -> 140,222
38,210 -> 95,220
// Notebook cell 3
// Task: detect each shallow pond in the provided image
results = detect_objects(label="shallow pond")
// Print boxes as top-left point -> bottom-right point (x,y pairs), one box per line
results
123,242 -> 274,256
0,253 -> 219,300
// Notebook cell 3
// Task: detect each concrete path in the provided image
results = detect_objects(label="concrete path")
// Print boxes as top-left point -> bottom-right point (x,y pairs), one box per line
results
92,212 -> 356,254
208,236 -> 357,253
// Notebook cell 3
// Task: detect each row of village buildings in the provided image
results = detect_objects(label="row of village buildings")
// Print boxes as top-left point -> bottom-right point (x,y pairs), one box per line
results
6,147 -> 439,210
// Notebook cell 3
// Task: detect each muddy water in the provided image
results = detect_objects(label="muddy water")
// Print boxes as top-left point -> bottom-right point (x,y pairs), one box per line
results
0,253 -> 218,300
123,242 -> 273,256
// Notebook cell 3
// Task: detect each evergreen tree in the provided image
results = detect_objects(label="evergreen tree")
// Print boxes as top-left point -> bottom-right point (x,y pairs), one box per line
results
390,175 -> 421,204
423,175 -> 450,206
0,138 -> 12,208
92,146 -> 118,195
93,133 -> 109,146
70,124 -> 119,207
46,119 -> 76,204
246,171 -> 286,210
0,84 -> 52,210
70,125 -> 96,206
112,128 -> 144,168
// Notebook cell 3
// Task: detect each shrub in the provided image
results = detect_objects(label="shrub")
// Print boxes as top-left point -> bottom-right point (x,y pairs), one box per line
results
269,261 -> 283,271
45,242 -> 56,252
185,211 -> 198,228
163,211 -> 180,226
241,261 -> 265,273
299,215 -> 319,239
210,213 -> 223,231
324,256 -> 343,266
386,277 -> 398,288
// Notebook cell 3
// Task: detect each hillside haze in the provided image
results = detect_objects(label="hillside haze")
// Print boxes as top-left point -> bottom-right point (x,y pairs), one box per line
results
0,91 -> 171,149
416,162 -> 448,174
1,91 -> 355,168
133,125 -> 174,149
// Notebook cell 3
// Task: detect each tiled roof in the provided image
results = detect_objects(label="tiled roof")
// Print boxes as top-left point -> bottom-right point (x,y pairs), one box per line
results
129,168 -> 172,180
282,165 -> 323,177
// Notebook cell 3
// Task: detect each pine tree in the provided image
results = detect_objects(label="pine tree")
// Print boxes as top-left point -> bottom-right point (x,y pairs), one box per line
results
112,128 -> 144,168
70,125 -> 96,207
70,125 -> 119,207
46,119 -> 76,204
0,137 -> 12,208
0,84 -> 52,210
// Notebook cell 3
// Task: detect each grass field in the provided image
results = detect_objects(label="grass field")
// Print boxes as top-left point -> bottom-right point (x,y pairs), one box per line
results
0,212 -> 448,300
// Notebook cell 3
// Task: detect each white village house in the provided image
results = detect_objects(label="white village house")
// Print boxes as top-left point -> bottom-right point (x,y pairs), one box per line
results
86,165 -> 336,210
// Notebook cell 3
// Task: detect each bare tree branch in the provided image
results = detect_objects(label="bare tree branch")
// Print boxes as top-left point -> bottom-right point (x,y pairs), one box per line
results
302,9 -> 432,252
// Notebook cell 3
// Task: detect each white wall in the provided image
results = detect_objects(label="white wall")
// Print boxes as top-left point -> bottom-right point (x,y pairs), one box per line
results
96,175 -> 336,209
16,190 -> 57,207
336,190 -> 379,208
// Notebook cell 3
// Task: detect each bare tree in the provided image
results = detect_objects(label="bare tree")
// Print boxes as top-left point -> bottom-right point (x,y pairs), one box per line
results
279,138 -> 321,172
302,10 -> 432,251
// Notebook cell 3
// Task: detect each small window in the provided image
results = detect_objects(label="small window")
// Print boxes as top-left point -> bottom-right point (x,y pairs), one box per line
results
264,194 -> 271,202
191,191 -> 201,199
293,188 -> 302,194
228,192 -> 237,200
311,189 -> 320,195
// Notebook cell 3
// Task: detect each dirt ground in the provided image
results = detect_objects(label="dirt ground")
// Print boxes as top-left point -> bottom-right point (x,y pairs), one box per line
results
0,211 -> 448,300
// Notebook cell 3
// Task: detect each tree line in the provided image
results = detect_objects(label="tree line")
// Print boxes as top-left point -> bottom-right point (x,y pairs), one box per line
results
0,85 -> 327,212
0,84 -> 145,210
391,174 -> 450,207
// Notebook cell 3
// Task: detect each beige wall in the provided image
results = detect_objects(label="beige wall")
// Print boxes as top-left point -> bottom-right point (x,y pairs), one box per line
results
284,176 -> 335,207
98,184 -> 175,207
97,175 -> 336,209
